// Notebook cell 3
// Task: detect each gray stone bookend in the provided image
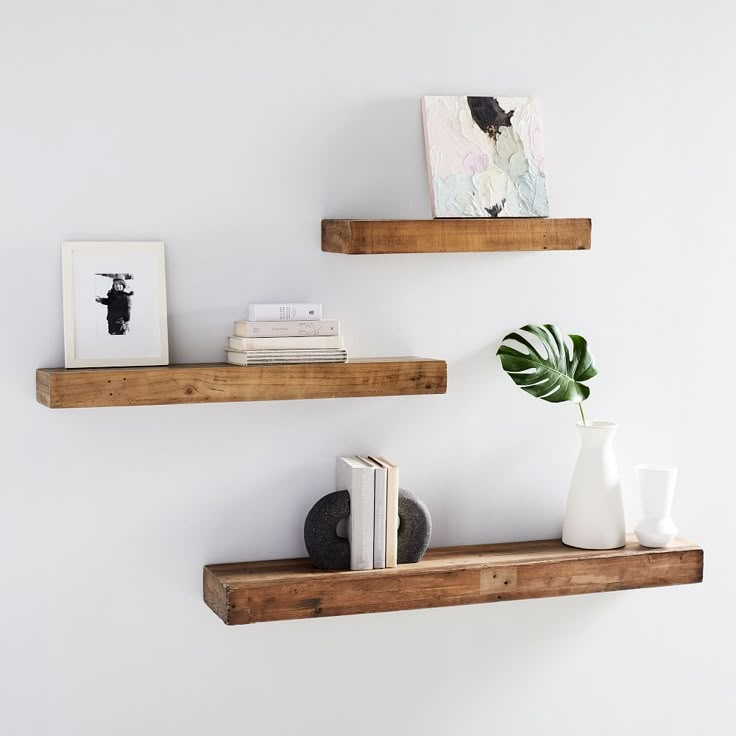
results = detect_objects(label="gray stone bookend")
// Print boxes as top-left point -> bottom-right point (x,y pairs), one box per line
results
303,490 -> 351,570
396,488 -> 432,564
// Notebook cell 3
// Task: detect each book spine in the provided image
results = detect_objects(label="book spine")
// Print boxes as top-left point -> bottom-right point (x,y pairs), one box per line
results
227,358 -> 347,366
234,320 -> 340,338
247,304 -> 322,321
337,458 -> 374,571
383,461 -> 399,568
226,351 -> 347,366
373,466 -> 387,569
351,467 -> 374,571
228,335 -> 344,351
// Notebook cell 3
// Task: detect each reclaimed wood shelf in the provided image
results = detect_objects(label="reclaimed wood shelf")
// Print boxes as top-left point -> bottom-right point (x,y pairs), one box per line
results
203,535 -> 703,625
36,357 -> 447,408
321,218 -> 591,254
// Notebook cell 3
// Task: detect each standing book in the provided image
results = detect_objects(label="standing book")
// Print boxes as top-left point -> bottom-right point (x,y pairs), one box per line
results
373,457 -> 399,568
336,457 -> 375,571
360,457 -> 387,569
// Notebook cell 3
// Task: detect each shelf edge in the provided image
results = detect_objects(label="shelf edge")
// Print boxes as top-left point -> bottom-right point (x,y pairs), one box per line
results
204,537 -> 703,625
322,218 -> 592,254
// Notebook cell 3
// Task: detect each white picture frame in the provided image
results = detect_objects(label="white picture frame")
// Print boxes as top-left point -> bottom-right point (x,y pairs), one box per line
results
62,241 -> 169,368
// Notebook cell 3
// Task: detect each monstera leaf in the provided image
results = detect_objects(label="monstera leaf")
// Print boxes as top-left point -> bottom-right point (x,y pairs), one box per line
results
497,324 -> 597,404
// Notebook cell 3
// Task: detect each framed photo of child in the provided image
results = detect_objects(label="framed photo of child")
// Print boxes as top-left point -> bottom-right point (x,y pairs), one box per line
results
62,241 -> 169,368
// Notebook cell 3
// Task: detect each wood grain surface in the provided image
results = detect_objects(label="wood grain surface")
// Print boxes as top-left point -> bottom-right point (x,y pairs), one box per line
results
36,358 -> 447,408
203,536 -> 703,625
322,218 -> 592,254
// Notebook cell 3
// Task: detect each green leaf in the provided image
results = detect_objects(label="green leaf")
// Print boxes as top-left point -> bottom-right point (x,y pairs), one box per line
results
497,324 -> 597,405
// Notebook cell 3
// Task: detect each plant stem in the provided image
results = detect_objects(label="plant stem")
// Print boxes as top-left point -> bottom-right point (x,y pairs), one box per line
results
578,402 -> 587,426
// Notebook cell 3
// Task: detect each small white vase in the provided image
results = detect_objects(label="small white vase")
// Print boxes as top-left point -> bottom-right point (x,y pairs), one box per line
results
562,421 -> 626,550
634,464 -> 678,548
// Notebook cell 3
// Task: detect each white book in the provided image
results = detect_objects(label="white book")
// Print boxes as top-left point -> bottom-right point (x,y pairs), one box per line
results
336,457 -> 375,571
226,349 -> 347,366
248,303 -> 322,321
360,457 -> 387,569
228,335 -> 344,351
374,457 -> 399,568
234,320 -> 340,338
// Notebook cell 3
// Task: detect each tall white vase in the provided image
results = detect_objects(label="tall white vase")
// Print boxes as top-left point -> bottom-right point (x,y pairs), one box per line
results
634,464 -> 678,548
562,421 -> 626,549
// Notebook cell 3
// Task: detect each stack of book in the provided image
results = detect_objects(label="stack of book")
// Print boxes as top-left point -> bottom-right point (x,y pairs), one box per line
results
336,456 -> 400,571
226,303 -> 347,366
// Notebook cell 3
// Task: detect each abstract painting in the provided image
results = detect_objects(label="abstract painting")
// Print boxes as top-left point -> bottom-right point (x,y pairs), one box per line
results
421,96 -> 548,218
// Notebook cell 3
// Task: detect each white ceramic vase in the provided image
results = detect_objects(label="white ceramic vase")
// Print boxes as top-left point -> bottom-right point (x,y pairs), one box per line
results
634,464 -> 678,548
562,421 -> 626,549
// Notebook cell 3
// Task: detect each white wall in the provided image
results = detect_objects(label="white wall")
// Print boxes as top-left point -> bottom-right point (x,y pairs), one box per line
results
1,1 -> 732,733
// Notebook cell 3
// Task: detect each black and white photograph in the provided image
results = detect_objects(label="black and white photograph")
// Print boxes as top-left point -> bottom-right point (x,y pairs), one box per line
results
95,272 -> 134,335
62,241 -> 168,367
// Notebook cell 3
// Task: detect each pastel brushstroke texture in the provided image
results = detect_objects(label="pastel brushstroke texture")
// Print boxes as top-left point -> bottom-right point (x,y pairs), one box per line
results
421,96 -> 549,218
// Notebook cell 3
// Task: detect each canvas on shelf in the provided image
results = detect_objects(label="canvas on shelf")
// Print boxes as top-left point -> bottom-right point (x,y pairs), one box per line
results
62,241 -> 169,368
421,96 -> 548,218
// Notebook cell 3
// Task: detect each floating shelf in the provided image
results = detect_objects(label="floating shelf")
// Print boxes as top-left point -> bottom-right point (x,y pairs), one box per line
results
203,536 -> 703,625
36,358 -> 447,408
322,218 -> 591,254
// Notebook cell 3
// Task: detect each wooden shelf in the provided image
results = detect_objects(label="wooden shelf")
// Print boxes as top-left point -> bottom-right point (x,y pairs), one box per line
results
36,358 -> 447,408
203,536 -> 703,625
322,218 -> 591,254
